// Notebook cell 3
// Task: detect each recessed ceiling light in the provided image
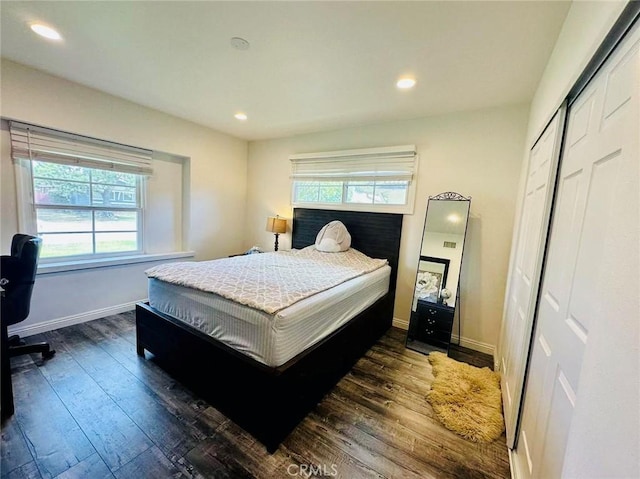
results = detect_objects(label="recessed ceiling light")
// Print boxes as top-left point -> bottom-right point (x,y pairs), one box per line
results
447,214 -> 461,223
396,77 -> 416,89
30,23 -> 62,41
234,112 -> 248,121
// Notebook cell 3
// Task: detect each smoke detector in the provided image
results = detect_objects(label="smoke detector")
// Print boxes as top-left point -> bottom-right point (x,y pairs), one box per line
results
230,37 -> 250,50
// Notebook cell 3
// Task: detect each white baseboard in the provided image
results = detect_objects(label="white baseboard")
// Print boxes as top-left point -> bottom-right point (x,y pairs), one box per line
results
451,334 -> 495,356
392,317 -> 409,329
8,300 -> 145,337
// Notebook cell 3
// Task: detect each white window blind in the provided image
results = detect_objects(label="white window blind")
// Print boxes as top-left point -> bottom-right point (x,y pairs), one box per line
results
9,121 -> 153,175
290,144 -> 416,182
290,145 -> 418,213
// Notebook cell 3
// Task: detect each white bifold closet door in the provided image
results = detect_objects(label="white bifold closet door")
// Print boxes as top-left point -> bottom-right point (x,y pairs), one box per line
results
513,22 -> 639,479
498,108 -> 565,448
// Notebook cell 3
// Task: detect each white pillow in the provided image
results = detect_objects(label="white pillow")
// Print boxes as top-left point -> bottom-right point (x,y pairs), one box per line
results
315,220 -> 351,252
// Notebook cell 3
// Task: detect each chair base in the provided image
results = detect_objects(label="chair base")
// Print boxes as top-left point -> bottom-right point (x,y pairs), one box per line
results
1,325 -> 14,420
8,335 -> 55,360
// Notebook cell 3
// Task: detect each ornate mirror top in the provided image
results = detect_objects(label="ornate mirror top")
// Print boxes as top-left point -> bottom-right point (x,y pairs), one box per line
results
429,191 -> 472,201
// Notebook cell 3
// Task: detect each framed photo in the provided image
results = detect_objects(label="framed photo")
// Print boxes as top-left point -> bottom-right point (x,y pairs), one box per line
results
413,256 -> 450,305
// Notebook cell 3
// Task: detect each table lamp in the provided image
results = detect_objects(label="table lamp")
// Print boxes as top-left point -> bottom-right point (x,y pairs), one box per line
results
265,216 -> 287,251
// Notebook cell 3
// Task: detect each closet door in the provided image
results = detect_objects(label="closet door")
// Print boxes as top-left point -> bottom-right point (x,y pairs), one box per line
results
513,23 -> 639,479
498,109 -> 565,448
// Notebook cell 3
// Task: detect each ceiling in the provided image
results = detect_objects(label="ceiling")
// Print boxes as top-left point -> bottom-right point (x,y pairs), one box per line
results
1,1 -> 570,141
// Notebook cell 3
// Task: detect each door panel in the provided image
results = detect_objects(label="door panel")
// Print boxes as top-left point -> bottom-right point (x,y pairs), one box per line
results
538,367 -> 576,479
498,109 -> 565,447
568,152 -> 621,334
512,23 -> 639,479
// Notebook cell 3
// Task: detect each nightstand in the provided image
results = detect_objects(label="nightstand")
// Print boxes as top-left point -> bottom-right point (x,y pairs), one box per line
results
406,299 -> 455,354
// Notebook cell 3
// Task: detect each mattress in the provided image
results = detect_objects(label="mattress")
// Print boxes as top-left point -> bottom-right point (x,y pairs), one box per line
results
148,264 -> 390,367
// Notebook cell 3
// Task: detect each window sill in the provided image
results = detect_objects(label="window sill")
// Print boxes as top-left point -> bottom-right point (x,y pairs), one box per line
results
37,251 -> 195,275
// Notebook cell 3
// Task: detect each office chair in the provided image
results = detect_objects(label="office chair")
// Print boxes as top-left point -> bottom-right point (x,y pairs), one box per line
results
1,234 -> 55,359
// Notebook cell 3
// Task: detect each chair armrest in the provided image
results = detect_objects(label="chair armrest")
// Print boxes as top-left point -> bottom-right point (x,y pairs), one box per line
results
0,255 -> 20,288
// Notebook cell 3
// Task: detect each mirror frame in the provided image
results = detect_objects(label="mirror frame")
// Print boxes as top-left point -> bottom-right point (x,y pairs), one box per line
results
406,191 -> 472,355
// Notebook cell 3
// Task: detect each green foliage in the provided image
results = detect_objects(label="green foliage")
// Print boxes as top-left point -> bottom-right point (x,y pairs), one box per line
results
318,184 -> 342,203
32,161 -> 137,207
294,181 -> 342,203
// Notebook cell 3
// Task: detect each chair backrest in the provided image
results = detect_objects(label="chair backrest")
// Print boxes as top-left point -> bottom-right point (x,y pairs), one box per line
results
1,234 -> 42,326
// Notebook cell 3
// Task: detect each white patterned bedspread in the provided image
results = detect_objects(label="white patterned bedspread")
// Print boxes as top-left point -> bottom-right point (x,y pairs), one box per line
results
145,247 -> 387,314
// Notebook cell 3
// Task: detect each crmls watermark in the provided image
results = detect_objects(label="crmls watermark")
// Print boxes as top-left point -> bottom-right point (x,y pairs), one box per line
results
286,463 -> 339,477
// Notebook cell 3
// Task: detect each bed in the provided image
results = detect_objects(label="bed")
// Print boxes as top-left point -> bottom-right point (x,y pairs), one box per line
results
135,208 -> 403,452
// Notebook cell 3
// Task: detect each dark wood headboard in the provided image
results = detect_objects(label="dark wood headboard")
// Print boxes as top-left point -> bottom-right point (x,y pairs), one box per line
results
291,208 -> 403,293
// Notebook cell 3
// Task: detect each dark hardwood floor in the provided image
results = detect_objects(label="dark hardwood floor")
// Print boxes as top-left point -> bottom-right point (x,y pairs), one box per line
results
449,344 -> 494,370
1,314 -> 509,479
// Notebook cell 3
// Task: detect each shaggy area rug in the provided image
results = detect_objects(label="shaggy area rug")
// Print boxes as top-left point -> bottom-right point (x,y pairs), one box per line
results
427,352 -> 505,443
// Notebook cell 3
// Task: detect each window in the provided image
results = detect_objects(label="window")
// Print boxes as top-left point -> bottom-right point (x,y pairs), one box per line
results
293,180 -> 410,206
32,161 -> 142,258
290,145 -> 417,213
10,121 -> 153,261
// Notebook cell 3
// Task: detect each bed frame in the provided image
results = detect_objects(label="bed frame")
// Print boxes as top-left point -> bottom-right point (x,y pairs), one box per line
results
135,208 -> 403,452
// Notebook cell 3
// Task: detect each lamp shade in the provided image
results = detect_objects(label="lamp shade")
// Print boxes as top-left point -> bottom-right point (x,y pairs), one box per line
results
266,216 -> 287,234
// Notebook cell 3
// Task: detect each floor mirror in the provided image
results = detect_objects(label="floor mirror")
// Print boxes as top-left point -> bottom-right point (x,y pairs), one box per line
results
406,192 -> 471,355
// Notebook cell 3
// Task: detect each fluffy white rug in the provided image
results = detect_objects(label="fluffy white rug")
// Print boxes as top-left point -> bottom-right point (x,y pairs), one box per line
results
427,352 -> 505,443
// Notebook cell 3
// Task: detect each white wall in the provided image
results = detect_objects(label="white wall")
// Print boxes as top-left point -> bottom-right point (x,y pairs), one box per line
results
525,1 -> 628,147
504,2 -> 638,478
245,104 -> 529,353
146,151 -> 186,254
1,59 -> 248,334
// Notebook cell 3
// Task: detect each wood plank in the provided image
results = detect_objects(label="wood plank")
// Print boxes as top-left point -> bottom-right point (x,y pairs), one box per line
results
321,389 -> 507,479
11,367 -> 95,479
37,328 -> 152,472
284,417 -> 386,479
331,380 -> 510,475
182,438 -> 254,479
81,321 -> 227,448
304,410 -> 432,479
378,328 -> 413,352
353,355 -> 435,398
54,453 -> 114,479
204,420 -> 296,478
113,446 -> 183,479
79,319 -> 224,439
344,366 -> 438,422
449,344 -> 494,369
101,315 -> 136,344
367,346 -> 433,376
1,417 -> 33,475
373,336 -> 438,369
3,461 -> 41,479
45,326 -> 197,462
